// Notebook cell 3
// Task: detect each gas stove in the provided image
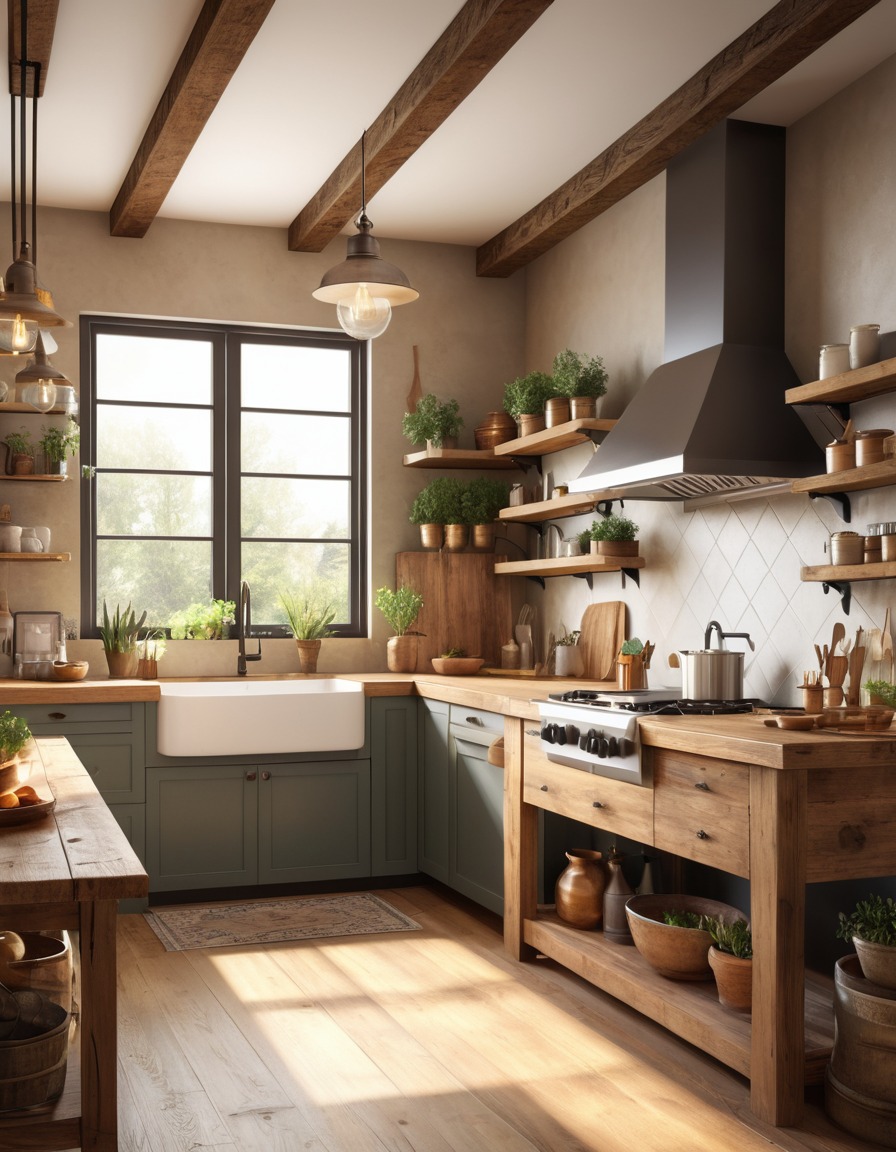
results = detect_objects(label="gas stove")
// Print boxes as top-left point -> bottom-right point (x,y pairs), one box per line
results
535,691 -> 756,785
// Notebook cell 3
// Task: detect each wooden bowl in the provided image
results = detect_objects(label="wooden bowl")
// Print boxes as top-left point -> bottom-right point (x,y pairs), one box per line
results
430,657 -> 485,676
625,893 -> 747,981
51,661 -> 89,681
775,714 -> 818,730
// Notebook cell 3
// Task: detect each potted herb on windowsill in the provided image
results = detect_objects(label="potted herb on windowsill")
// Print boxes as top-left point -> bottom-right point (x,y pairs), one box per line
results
375,585 -> 424,673
168,599 -> 236,640
38,418 -> 80,476
99,601 -> 147,679
837,893 -> 896,989
463,477 -> 510,551
589,513 -> 639,558
502,371 -> 554,438
552,348 -> 608,420
3,429 -> 33,476
279,591 -> 337,674
402,394 -> 464,450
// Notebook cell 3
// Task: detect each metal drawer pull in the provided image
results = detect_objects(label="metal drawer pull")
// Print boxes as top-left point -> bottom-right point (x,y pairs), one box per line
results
696,829 -> 709,839
694,781 -> 710,791
592,800 -> 604,809
246,772 -> 256,782
48,712 -> 66,720
465,716 -> 484,726
540,784 -> 548,791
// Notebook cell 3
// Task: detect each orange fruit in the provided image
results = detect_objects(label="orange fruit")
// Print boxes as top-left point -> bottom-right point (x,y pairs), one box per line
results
0,793 -> 19,808
13,785 -> 37,800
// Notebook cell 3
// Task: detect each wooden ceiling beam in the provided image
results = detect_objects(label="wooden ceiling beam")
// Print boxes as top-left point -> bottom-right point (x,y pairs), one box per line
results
8,0 -> 58,97
288,0 -> 554,253
109,0 -> 276,239
476,0 -> 884,278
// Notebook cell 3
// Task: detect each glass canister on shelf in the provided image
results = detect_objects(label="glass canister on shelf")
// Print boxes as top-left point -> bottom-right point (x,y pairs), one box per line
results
849,323 -> 881,370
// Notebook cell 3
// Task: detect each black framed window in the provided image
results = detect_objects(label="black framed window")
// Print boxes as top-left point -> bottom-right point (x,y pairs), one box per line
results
79,316 -> 367,637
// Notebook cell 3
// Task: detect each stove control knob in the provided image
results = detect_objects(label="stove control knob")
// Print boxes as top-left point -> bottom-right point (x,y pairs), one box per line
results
617,738 -> 634,757
607,736 -> 619,757
586,730 -> 600,754
555,724 -> 568,745
565,724 -> 580,744
596,736 -> 609,758
541,724 -> 554,744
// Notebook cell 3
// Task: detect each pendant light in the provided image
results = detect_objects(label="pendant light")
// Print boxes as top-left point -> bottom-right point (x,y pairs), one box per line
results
0,0 -> 70,354
15,332 -> 72,412
312,131 -> 418,339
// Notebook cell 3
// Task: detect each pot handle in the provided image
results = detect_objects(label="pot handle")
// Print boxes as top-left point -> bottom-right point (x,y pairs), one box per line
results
668,652 -> 680,669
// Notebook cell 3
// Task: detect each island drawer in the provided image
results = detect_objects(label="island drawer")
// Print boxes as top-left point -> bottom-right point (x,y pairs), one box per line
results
652,750 -> 749,877
523,738 -> 653,841
449,705 -> 503,737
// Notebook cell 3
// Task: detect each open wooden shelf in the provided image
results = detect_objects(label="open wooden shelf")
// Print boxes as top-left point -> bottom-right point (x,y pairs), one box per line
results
791,457 -> 896,495
525,912 -> 834,1084
494,554 -> 644,578
493,417 -> 616,457
785,354 -> 896,407
0,473 -> 68,482
0,552 -> 71,561
403,446 -> 520,470
0,401 -> 72,415
801,560 -> 896,583
498,492 -> 603,523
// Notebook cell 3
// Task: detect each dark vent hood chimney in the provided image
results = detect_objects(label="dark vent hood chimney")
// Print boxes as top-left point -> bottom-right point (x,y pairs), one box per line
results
569,120 -> 824,502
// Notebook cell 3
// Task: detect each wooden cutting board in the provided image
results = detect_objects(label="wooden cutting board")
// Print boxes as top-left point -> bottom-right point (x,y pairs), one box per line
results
579,601 -> 625,680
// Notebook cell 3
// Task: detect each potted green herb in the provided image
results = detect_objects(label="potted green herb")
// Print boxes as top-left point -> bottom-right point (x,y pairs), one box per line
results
837,893 -> 896,989
168,599 -> 236,640
864,679 -> 896,708
552,348 -> 608,418
402,394 -> 464,449
706,916 -> 753,1012
99,600 -> 147,679
502,371 -> 554,436
0,710 -> 32,767
375,585 -> 424,672
410,477 -> 468,551
279,590 -> 337,673
463,477 -> 510,550
37,418 -> 80,476
589,513 -> 639,558
3,428 -> 33,476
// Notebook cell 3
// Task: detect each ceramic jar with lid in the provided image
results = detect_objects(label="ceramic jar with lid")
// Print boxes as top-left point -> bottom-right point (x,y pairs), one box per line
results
19,527 -> 43,553
830,531 -> 863,566
855,428 -> 893,467
826,439 -> 855,473
849,323 -> 881,370
820,343 -> 850,379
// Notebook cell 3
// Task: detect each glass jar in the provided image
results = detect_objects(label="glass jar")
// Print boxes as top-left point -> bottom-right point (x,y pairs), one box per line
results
849,323 -> 881,370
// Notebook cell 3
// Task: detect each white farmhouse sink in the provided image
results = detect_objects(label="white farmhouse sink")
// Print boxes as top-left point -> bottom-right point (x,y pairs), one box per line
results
157,679 -> 365,757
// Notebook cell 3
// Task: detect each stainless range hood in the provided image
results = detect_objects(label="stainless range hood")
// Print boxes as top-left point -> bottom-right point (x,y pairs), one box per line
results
569,120 -> 824,502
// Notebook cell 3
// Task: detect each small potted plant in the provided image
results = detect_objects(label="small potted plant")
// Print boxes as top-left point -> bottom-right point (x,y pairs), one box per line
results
589,513 -> 639,558
136,629 -> 167,680
99,600 -> 147,679
502,371 -> 554,437
554,627 -> 583,678
168,599 -> 236,639
3,428 -> 33,476
402,394 -> 464,449
552,348 -> 608,419
463,477 -> 510,551
279,590 -> 337,674
410,477 -> 468,551
410,482 -> 444,550
706,916 -> 753,1012
37,418 -> 80,476
837,893 -> 896,989
375,585 -> 424,672
864,679 -> 896,708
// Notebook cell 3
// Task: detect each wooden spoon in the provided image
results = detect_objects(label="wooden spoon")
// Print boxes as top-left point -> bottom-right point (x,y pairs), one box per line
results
406,345 -> 423,411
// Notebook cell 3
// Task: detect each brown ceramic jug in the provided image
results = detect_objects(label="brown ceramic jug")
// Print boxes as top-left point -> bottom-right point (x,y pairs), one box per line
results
555,849 -> 605,929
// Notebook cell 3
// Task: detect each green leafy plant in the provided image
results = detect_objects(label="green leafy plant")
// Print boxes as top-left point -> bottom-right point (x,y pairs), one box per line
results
100,601 -> 147,653
502,370 -> 554,420
706,916 -> 753,959
837,893 -> 896,947
865,679 -> 896,708
3,429 -> 32,457
38,419 -> 80,464
552,348 -> 608,399
463,477 -> 510,525
662,910 -> 709,929
409,477 -> 467,525
279,591 -> 337,640
137,629 -> 167,662
168,599 -> 235,640
589,513 -> 639,543
556,627 -> 580,647
401,394 -> 463,447
577,528 -> 592,554
440,647 -> 466,658
620,637 -> 644,656
375,585 -> 423,636
0,710 -> 32,762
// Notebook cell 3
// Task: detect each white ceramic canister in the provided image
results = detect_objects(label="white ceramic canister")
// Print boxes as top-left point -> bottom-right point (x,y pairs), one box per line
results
19,527 -> 43,553
819,344 -> 850,379
0,524 -> 22,552
849,324 -> 880,370
33,526 -> 51,553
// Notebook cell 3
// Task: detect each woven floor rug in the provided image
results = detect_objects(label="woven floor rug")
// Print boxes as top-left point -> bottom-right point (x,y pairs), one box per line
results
144,893 -> 421,952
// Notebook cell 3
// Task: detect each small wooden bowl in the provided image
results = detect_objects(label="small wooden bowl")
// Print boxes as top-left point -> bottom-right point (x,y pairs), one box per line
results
775,714 -> 818,730
51,661 -> 89,681
430,657 -> 485,676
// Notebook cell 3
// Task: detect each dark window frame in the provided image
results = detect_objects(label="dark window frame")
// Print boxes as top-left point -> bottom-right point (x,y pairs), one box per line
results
79,314 -> 368,638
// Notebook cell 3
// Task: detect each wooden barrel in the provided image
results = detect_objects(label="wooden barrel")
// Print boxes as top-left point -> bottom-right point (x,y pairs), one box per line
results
825,954 -> 896,1147
0,1010 -> 69,1111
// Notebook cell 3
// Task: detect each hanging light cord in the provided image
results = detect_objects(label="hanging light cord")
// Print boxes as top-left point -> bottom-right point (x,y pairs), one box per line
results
358,129 -> 369,226
10,0 -> 40,264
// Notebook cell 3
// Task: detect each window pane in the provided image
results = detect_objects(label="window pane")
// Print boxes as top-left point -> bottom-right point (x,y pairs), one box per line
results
97,406 -> 212,471
242,412 -> 349,475
96,334 -> 213,404
241,542 -> 350,623
241,344 -> 351,411
242,478 -> 350,539
97,474 -> 212,537
97,539 -> 212,627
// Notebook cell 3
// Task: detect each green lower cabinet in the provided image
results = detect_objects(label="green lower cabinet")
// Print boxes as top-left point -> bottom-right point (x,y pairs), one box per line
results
369,697 -> 417,876
146,760 -> 371,893
418,699 -> 450,883
451,733 -> 504,915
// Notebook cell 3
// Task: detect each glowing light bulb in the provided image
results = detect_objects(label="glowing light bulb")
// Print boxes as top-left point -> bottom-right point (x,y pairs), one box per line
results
336,283 -> 392,340
12,315 -> 30,351
22,379 -> 57,412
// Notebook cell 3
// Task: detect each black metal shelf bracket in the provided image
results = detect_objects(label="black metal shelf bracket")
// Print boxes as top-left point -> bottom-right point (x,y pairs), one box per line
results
573,572 -> 594,590
821,579 -> 852,614
810,490 -> 851,523
526,574 -> 546,590
621,567 -> 641,588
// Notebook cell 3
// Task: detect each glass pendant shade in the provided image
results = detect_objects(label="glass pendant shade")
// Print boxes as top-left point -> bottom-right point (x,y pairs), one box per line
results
20,378 -> 55,412
336,287 -> 392,339
15,332 -> 70,411
0,312 -> 38,354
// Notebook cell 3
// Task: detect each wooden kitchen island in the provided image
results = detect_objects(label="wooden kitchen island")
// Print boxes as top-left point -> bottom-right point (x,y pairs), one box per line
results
503,710 -> 896,1128
0,736 -> 148,1152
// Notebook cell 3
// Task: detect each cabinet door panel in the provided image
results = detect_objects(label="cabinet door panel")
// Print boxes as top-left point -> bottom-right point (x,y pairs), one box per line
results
452,735 -> 504,915
67,733 -> 145,804
258,761 -> 370,884
370,697 -> 417,876
418,699 -> 450,881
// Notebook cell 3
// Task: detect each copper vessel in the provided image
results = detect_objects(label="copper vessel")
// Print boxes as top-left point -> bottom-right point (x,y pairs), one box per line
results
474,411 -> 516,450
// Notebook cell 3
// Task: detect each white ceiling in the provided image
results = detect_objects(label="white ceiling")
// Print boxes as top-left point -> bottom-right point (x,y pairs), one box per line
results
2,0 -> 896,249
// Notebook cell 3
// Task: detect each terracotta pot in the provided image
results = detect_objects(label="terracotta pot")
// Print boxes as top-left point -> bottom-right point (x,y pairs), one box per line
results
137,657 -> 158,680
471,523 -> 496,551
555,849 -> 605,929
105,649 -> 138,679
474,411 -> 516,450
517,413 -> 545,438
12,454 -> 33,476
386,634 -> 417,673
544,396 -> 570,427
853,937 -> 896,990
708,946 -> 752,1012
294,638 -> 322,674
570,396 -> 598,420
443,524 -> 469,551
418,523 -> 443,550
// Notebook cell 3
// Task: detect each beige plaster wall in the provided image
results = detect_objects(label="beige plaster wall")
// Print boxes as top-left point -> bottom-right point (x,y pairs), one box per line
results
522,52 -> 896,707
0,208 -> 524,676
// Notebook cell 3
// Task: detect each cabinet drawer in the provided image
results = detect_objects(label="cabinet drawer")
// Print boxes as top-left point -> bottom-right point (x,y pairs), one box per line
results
653,751 -> 749,877
449,705 -> 503,738
14,702 -> 140,733
523,737 -> 652,842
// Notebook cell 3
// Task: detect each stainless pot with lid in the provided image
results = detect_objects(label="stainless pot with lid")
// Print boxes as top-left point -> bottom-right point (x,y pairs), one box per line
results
668,620 -> 754,700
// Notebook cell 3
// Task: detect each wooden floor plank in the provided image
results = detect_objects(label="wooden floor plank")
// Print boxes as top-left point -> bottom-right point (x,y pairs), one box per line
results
111,887 -> 872,1152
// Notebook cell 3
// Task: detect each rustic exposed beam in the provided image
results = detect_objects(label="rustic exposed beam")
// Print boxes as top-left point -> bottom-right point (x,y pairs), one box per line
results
476,0 -> 883,278
8,0 -> 58,96
288,0 -> 554,253
109,0 -> 276,239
